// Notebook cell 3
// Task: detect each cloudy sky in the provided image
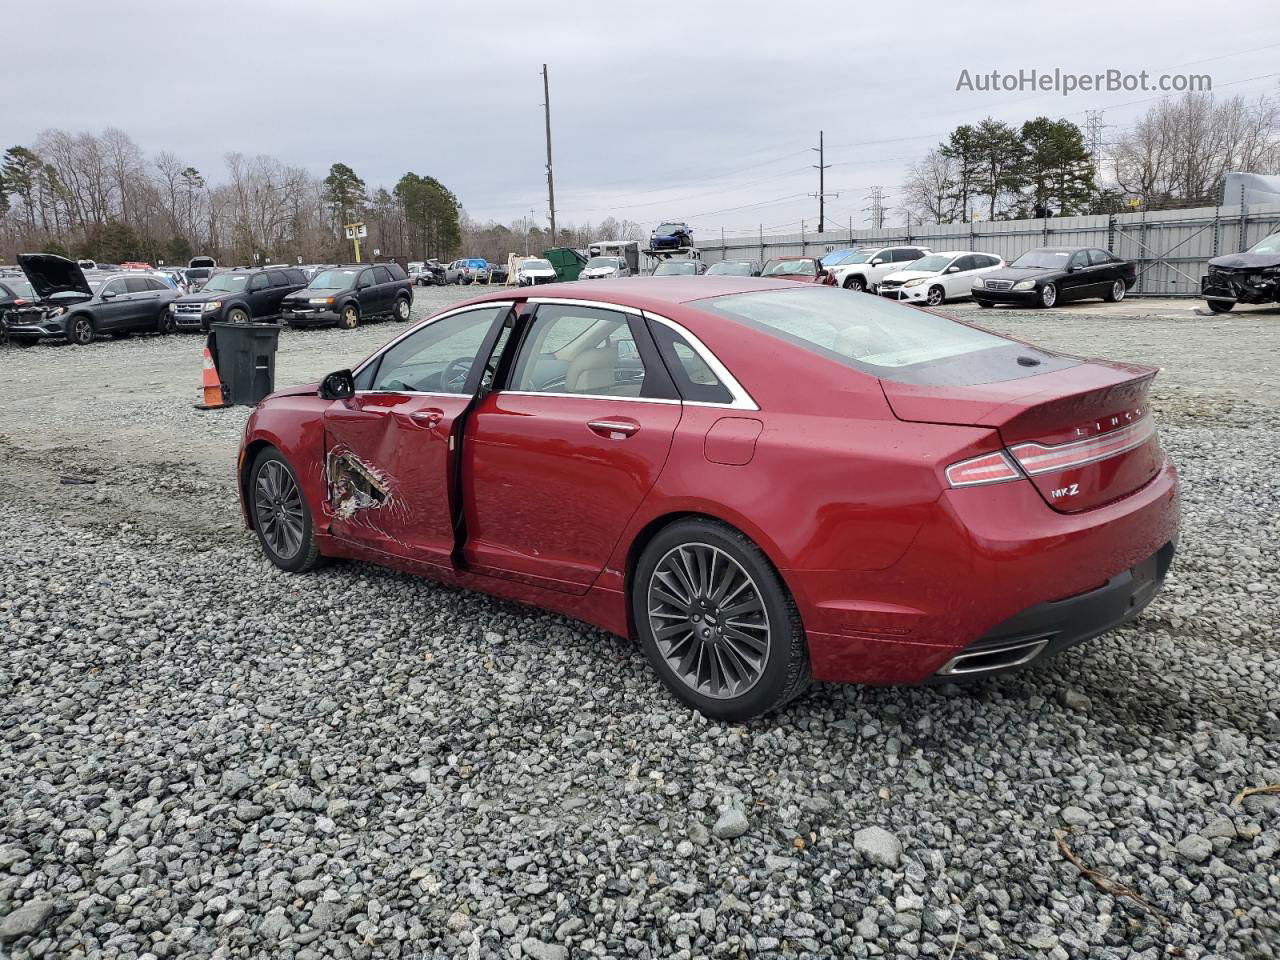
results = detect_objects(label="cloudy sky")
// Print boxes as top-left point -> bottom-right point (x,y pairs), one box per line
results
6,0 -> 1280,238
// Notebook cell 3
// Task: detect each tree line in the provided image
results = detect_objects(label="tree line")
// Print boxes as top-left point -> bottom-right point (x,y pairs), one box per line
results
902,91 -> 1280,224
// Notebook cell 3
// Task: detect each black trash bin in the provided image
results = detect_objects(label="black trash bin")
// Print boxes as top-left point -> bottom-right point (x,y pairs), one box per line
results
209,322 -> 282,405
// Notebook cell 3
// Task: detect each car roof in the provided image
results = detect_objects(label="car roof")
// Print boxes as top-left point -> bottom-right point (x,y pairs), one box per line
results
460,275 -> 814,311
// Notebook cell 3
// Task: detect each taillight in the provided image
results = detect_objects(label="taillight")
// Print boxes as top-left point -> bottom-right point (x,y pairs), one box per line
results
945,451 -> 1021,488
1008,417 -> 1156,475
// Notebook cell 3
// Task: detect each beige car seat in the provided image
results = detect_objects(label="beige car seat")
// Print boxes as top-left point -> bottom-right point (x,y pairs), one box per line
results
565,339 -> 618,393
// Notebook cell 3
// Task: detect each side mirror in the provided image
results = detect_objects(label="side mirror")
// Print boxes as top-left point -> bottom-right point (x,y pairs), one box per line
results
946,266 -> 960,273
870,258 -> 884,267
320,369 -> 355,400
1066,263 -> 1076,273
100,289 -> 116,299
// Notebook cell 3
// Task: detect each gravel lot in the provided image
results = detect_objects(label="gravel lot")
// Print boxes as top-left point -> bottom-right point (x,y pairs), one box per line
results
1,288 -> 1278,960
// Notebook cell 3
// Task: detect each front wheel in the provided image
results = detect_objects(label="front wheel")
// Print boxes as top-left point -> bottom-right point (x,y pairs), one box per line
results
338,304 -> 360,330
977,299 -> 994,308
394,297 -> 411,322
250,448 -> 321,572
632,519 -> 811,721
1038,283 -> 1058,308
926,285 -> 945,307
158,309 -> 176,334
67,315 -> 94,345
843,276 -> 866,292
1205,299 -> 1234,313
227,307 -> 250,325
1104,279 -> 1127,302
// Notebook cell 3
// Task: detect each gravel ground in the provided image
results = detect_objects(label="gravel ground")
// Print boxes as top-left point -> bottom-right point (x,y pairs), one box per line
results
1,290 -> 1278,960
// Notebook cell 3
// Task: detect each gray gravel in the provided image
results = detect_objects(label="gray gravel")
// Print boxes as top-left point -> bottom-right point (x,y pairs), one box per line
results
1,294 -> 1278,959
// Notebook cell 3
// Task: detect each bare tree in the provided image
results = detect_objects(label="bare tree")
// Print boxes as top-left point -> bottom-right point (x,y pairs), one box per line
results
902,150 -> 961,224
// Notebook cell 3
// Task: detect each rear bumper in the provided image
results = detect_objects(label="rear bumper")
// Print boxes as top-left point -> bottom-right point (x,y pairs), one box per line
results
795,457 -> 1179,685
926,539 -> 1175,681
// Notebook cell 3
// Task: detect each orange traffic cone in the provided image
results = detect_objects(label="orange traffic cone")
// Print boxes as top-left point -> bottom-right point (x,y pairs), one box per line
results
193,345 -> 228,410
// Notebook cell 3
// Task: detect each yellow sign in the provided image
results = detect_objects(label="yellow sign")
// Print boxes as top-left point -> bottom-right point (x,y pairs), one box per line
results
1129,198 -> 1141,209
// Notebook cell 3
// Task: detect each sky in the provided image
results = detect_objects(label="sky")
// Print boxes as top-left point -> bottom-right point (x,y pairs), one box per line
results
5,0 -> 1280,239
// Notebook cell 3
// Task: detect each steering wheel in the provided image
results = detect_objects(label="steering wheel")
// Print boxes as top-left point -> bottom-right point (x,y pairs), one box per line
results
441,356 -> 472,390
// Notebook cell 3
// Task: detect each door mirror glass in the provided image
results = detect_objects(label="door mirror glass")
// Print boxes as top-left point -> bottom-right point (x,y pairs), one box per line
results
870,258 -> 883,266
946,266 -> 959,273
320,369 -> 355,400
100,289 -> 116,299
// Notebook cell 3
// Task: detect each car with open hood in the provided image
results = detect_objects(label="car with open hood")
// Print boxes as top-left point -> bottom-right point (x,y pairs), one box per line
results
279,263 -> 413,330
169,267 -> 308,332
516,258 -> 558,286
878,251 -> 1005,306
7,254 -> 180,345
236,277 -> 1177,720
973,247 -> 1136,309
1200,233 -> 1280,312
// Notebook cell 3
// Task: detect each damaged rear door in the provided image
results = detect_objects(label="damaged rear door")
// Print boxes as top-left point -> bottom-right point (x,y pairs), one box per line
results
322,304 -> 510,567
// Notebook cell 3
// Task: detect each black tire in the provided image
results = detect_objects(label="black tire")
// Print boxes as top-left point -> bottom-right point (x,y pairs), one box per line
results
1103,279 -> 1127,303
1206,299 -> 1234,313
12,337 -> 37,348
926,285 -> 945,307
393,297 -> 411,322
249,447 -> 322,573
109,331 -> 131,340
631,518 -> 811,721
67,314 -> 95,345
977,300 -> 994,308
1038,283 -> 1058,308
157,309 -> 176,334
843,275 -> 866,292
338,304 -> 360,330
227,307 -> 250,325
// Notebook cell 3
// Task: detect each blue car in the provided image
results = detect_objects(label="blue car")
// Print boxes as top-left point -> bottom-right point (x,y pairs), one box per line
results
650,221 -> 693,250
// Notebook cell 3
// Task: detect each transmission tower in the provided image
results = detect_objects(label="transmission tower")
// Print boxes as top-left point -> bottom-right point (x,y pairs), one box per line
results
864,187 -> 886,230
1085,110 -> 1107,176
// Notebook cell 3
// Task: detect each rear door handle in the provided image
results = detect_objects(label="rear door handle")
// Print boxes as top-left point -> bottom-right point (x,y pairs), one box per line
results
411,408 -> 445,428
588,418 -> 639,439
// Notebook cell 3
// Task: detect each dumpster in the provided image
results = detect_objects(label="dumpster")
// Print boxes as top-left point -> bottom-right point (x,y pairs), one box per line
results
209,322 -> 282,405
542,247 -> 588,282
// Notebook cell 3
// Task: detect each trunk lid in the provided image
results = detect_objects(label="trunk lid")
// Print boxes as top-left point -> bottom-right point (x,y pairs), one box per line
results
18,253 -> 93,301
883,359 -> 1164,512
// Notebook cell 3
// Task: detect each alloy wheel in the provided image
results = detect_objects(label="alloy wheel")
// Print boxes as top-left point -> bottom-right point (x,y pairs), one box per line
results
1112,280 -> 1126,301
340,306 -> 358,329
396,299 -> 410,320
647,542 -> 771,700
254,460 -> 305,560
1041,283 -> 1057,308
72,318 -> 93,344
927,285 -> 945,306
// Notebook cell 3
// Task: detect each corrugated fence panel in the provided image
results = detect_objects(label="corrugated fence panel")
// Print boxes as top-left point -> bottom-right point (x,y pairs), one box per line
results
697,202 -> 1280,295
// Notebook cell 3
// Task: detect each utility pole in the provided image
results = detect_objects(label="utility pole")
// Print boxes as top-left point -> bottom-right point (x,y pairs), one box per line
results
542,64 -> 557,246
810,130 -> 836,233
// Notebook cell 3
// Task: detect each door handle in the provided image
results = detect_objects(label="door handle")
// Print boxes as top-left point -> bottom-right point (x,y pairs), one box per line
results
588,418 -> 639,439
411,408 -> 445,428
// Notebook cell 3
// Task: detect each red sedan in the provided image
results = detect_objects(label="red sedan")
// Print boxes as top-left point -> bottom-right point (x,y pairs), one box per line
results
761,256 -> 836,284
238,278 -> 1178,720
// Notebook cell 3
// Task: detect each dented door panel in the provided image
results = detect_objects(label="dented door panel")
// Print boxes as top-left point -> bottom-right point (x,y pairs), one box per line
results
323,392 -> 467,567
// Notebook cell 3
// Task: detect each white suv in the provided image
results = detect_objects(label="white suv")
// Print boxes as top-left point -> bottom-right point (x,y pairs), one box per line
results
828,245 -> 931,292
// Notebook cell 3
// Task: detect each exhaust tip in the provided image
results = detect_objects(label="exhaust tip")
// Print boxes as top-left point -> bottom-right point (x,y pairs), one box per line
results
936,634 -> 1055,677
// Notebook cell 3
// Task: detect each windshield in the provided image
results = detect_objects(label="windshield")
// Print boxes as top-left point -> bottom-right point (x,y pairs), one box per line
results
1011,249 -> 1072,269
203,274 -> 250,293
655,223 -> 685,234
763,258 -> 817,277
706,286 -> 1017,379
585,257 -> 618,269
523,259 -> 552,271
653,261 -> 698,276
820,250 -> 857,267
707,261 -> 754,276
1248,234 -> 1280,255
901,255 -> 952,273
309,269 -> 359,289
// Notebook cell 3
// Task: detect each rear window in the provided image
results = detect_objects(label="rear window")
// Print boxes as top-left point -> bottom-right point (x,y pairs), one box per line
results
704,286 -> 1074,386
384,263 -> 407,280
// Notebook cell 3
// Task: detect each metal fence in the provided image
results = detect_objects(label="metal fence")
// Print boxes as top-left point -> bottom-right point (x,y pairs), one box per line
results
697,200 -> 1280,297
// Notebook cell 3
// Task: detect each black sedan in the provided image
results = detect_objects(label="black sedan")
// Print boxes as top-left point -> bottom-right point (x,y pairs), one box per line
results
972,247 -> 1136,309
1200,234 -> 1280,312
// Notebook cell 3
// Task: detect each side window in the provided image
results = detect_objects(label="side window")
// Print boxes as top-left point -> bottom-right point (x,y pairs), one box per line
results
978,255 -> 1000,268
1069,250 -> 1090,270
895,248 -> 921,263
952,256 -> 977,272
1089,249 -> 1112,266
287,270 -> 306,284
102,278 -> 127,297
249,273 -> 269,291
267,270 -> 288,286
362,306 -> 504,394
510,305 -> 647,398
649,322 -> 734,405
372,266 -> 393,284
384,263 -> 406,280
125,277 -> 150,293
357,270 -> 375,288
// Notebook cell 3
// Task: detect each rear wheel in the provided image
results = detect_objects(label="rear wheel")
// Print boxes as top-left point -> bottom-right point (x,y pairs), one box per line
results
67,315 -> 95,345
338,304 -> 360,330
926,285 -> 945,306
1039,283 -> 1058,308
843,276 -> 866,292
250,448 -> 321,572
394,297 -> 411,322
157,309 -> 176,334
1206,299 -> 1234,313
632,519 -> 810,721
1104,279 -> 1127,302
